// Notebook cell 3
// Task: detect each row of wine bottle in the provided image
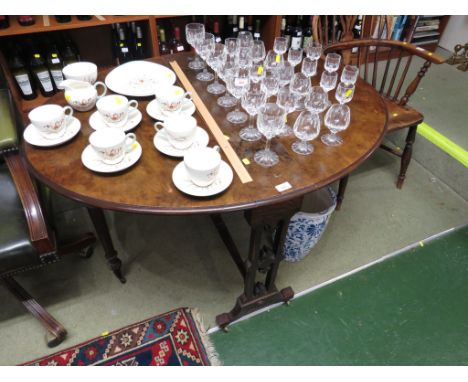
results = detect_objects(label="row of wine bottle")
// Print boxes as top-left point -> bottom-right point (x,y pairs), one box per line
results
5,34 -> 80,100
111,22 -> 148,65
0,16 -> 93,29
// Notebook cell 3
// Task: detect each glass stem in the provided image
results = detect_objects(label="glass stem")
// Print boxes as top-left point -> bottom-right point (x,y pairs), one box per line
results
214,72 -> 218,83
248,114 -> 254,130
234,98 -> 239,112
265,139 -> 271,151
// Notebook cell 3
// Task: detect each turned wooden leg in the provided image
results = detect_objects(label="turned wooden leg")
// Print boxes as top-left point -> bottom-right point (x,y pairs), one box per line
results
336,175 -> 349,211
214,197 -> 302,330
87,207 -> 126,283
2,277 -> 67,347
397,125 -> 417,189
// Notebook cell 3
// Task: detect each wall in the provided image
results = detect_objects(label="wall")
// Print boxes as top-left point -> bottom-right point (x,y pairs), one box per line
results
439,15 -> 468,51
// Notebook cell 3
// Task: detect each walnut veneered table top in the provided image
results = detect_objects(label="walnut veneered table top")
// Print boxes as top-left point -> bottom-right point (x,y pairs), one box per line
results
23,53 -> 387,215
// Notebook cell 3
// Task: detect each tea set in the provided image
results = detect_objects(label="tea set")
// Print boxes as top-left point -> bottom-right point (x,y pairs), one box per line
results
24,61 -> 233,196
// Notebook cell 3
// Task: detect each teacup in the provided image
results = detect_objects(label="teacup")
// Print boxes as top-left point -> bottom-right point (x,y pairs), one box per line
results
28,104 -> 74,139
62,62 -> 98,84
154,85 -> 192,115
96,95 -> 138,128
89,128 -> 136,165
184,146 -> 221,187
154,115 -> 197,150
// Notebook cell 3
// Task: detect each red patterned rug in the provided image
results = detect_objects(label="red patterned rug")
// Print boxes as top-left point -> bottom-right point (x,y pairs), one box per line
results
21,308 -> 219,366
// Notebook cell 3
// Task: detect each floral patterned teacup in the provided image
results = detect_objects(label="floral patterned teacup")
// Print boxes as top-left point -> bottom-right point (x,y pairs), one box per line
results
28,104 -> 74,139
62,62 -> 98,84
96,95 -> 138,128
89,128 -> 136,165
184,146 -> 221,187
154,85 -> 192,115
154,115 -> 197,150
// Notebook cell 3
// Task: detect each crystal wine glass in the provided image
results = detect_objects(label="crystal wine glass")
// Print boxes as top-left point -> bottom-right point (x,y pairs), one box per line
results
237,46 -> 253,69
301,57 -> 318,78
240,89 -> 267,141
264,49 -> 283,71
185,23 -> 205,70
322,103 -> 351,146
237,31 -> 254,50
335,82 -> 355,104
276,86 -> 296,137
207,43 -> 226,95
224,38 -> 239,57
290,72 -> 311,111
278,61 -> 294,88
324,52 -> 341,73
217,54 -> 238,108
320,70 -> 338,96
249,62 -> 265,91
226,68 -> 250,124
254,103 -> 286,167
305,86 -> 330,113
341,65 -> 359,85
292,111 -> 321,155
273,37 -> 288,56
196,33 -> 215,82
287,47 -> 303,67
304,41 -> 322,61
252,40 -> 266,63
261,68 -> 280,101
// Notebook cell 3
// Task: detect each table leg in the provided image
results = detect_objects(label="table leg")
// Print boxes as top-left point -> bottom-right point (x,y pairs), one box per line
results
87,207 -> 126,284
213,197 -> 303,330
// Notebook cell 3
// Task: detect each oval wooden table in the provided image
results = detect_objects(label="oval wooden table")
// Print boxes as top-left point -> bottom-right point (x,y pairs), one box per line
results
23,53 -> 387,329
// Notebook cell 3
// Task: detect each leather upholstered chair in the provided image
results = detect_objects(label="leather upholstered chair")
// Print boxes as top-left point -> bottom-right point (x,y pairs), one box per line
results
0,87 -> 96,347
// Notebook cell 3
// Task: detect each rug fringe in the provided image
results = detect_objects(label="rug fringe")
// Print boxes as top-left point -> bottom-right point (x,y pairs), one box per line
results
186,308 -> 222,366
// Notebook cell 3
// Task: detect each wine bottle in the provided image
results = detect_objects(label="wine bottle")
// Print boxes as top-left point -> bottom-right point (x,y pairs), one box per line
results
291,16 -> 303,50
158,28 -> 170,55
46,43 -> 65,89
284,16 -> 293,48
225,15 -> 234,39
280,16 -> 287,36
302,16 -> 312,48
0,16 -> 10,29
213,21 -> 222,43
254,19 -> 261,40
134,25 -> 146,59
30,50 -> 55,97
17,16 -> 35,26
118,27 -> 132,63
60,35 -> 79,66
247,16 -> 254,33
9,47 -> 37,100
237,16 -> 245,36
55,16 -> 71,23
232,15 -> 239,37
171,27 -> 185,53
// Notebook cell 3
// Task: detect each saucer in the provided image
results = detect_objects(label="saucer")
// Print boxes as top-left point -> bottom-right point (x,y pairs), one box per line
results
81,141 -> 142,173
153,126 -> 209,158
146,99 -> 196,121
23,117 -> 81,147
172,160 -> 233,197
89,109 -> 142,132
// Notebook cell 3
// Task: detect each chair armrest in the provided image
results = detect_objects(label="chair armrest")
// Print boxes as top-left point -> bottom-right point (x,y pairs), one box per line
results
4,152 -> 55,254
0,89 -> 18,153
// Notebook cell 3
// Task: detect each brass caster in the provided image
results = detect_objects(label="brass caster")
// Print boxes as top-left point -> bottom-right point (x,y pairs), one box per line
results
222,325 -> 229,333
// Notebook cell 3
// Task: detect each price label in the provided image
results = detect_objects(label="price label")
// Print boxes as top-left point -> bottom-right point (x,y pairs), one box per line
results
137,42 -> 142,47
215,37 -> 222,43
345,89 -> 353,97
254,32 -> 260,39
275,54 -> 281,63
121,47 -> 129,53
257,66 -> 264,75
275,182 -> 292,192
52,53 -> 58,58
115,96 -> 123,105
242,158 -> 251,165
234,77 -> 249,87
177,46 -> 185,52
34,54 -> 41,58
51,58 -> 60,64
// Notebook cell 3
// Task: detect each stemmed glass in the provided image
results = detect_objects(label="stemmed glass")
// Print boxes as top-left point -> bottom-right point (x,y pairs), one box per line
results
207,43 -> 226,95
196,33 -> 215,82
292,111 -> 321,155
320,71 -> 338,98
324,52 -> 341,73
341,65 -> 359,85
237,46 -> 253,69
304,41 -> 322,61
249,62 -> 265,92
217,54 -> 238,108
226,68 -> 250,124
252,40 -> 266,63
240,89 -> 267,141
335,82 -> 355,104
276,86 -> 296,137
273,37 -> 288,56
264,49 -> 283,71
277,61 -> 294,88
185,23 -> 205,70
305,86 -> 330,113
254,103 -> 286,167
262,68 -> 280,101
287,47 -> 303,68
322,103 -> 351,146
290,72 -> 311,111
224,38 -> 239,57
301,57 -> 318,78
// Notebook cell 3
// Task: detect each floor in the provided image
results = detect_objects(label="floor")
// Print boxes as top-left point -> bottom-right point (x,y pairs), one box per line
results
1,49 -> 467,365
211,225 -> 468,365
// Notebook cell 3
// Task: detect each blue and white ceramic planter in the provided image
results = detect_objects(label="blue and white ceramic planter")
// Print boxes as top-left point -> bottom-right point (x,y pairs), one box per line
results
283,187 -> 337,262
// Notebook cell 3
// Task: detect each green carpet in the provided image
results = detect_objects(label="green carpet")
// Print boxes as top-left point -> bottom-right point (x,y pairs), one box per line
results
211,225 -> 468,365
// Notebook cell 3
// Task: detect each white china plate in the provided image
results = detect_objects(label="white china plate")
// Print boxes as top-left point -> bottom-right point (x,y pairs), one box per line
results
153,127 -> 209,158
23,117 -> 81,147
105,61 -> 176,97
146,99 -> 196,121
172,160 -> 233,197
81,141 -> 142,173
89,110 -> 142,132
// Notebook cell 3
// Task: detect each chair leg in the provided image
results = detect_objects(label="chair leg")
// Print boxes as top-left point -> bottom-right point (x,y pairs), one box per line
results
1,277 -> 67,348
397,125 -> 418,189
336,175 -> 349,211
